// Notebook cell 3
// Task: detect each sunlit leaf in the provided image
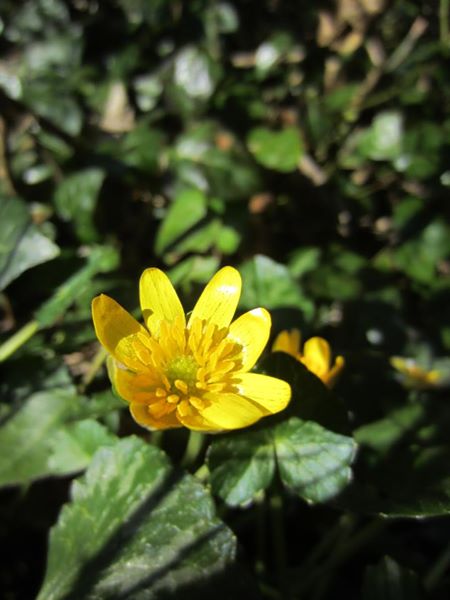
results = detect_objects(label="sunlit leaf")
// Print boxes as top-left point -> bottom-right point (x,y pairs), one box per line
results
0,390 -> 114,487
155,189 -> 207,255
37,437 -> 247,600
208,429 -> 275,507
53,168 -> 105,243
274,417 -> 357,503
0,196 -> 59,291
239,255 -> 314,317
247,126 -> 303,172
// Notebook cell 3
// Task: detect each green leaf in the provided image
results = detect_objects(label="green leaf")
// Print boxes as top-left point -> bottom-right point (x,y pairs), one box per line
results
48,420 -> 117,475
362,556 -> 423,600
35,245 -> 119,327
120,125 -> 166,173
239,255 -> 314,317
288,247 -> 321,278
339,398 -> 450,517
0,196 -> 59,291
274,417 -> 357,503
168,256 -> 220,287
247,126 -> 303,172
171,122 -> 261,200
393,220 -> 450,285
0,390 -> 115,487
163,219 -> 240,265
38,437 -> 242,600
355,404 -> 425,453
53,168 -> 105,243
173,46 -> 217,100
357,111 -> 403,161
155,189 -> 207,255
22,81 -> 83,136
208,429 -> 275,507
394,121 -> 444,179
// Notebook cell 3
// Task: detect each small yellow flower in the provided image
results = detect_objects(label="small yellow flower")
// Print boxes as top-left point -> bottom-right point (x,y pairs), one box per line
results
92,266 -> 291,432
390,357 -> 441,390
272,329 -> 344,388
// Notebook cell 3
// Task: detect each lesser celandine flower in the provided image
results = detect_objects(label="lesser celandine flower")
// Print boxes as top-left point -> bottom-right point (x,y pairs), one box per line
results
390,356 -> 442,390
92,266 -> 291,432
272,329 -> 344,388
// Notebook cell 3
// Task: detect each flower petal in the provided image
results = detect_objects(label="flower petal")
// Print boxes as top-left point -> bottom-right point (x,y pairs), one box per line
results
176,411 -> 221,433
188,266 -> 241,329
200,392 -> 265,430
139,268 -> 185,336
130,402 -> 181,430
108,358 -> 159,404
92,294 -> 149,371
228,308 -> 271,372
234,373 -> 291,414
323,356 -> 345,388
272,329 -> 301,357
302,337 -> 331,378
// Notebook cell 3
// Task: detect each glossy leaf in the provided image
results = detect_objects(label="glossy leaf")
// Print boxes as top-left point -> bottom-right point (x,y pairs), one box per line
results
155,188 -> 207,255
247,126 -> 303,172
239,255 -> 314,317
38,437 -> 242,600
274,417 -> 357,503
208,429 -> 275,506
53,168 -> 105,243
0,196 -> 59,291
0,390 -> 114,487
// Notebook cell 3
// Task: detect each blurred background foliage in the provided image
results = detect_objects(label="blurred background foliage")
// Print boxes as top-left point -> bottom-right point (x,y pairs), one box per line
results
0,0 -> 450,598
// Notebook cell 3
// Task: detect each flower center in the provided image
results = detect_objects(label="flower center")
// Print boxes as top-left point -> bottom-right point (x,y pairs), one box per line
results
166,355 -> 198,391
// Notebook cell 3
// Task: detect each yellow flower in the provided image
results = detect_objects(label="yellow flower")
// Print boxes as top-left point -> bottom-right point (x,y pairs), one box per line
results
272,329 -> 344,388
92,266 -> 291,432
390,357 -> 441,390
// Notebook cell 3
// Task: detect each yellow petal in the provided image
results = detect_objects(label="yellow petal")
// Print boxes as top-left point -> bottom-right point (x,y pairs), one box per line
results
323,355 -> 345,388
302,337 -> 331,378
130,402 -> 181,430
234,373 -> 291,414
228,307 -> 271,371
108,358 -> 159,403
176,411 -> 221,432
188,266 -> 241,329
272,329 -> 301,357
92,294 -> 149,371
200,392 -> 265,430
139,268 -> 185,336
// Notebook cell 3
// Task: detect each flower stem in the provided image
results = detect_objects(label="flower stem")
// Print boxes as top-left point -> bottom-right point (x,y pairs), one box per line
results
0,320 -> 39,362
440,0 -> 449,48
270,492 -> 288,598
78,345 -> 108,393
181,430 -> 205,469
295,517 -> 385,598
424,539 -> 450,592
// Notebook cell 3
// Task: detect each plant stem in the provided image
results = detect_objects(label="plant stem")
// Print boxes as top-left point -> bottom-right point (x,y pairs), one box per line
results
270,492 -> 288,599
440,0 -> 449,48
424,539 -> 450,592
295,518 -> 386,597
298,513 -> 355,576
180,430 -> 205,469
0,320 -> 39,362
255,493 -> 267,577
78,345 -> 108,393
151,431 -> 164,448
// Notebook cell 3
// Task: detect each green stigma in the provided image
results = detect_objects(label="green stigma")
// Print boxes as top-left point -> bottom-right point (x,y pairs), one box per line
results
166,355 -> 198,388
